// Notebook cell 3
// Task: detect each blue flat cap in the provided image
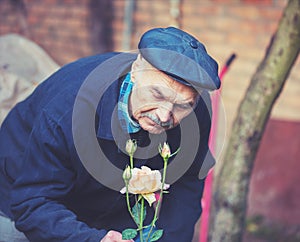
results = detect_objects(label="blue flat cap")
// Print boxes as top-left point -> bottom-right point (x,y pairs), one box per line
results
138,27 -> 221,91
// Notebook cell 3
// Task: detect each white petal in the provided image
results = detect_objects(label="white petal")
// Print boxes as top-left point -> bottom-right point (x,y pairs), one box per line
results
163,183 -> 170,190
120,187 -> 127,194
143,193 -> 156,206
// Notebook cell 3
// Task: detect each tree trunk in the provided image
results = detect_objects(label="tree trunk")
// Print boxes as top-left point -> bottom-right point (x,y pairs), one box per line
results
208,0 -> 300,241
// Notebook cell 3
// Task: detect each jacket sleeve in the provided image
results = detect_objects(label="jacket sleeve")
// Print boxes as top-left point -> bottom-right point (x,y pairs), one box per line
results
10,110 -> 107,242
156,92 -> 213,242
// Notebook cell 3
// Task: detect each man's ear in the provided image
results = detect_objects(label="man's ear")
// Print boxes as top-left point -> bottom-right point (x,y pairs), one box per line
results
131,53 -> 143,67
131,53 -> 155,75
130,54 -> 143,83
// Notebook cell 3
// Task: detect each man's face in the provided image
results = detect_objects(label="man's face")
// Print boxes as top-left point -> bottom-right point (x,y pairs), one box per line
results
129,56 -> 199,134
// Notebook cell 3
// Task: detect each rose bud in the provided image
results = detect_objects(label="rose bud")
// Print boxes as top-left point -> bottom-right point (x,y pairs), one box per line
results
122,166 -> 132,183
159,142 -> 171,159
126,139 -> 137,156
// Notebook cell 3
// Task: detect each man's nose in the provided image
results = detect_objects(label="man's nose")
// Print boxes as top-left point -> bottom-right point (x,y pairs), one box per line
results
157,104 -> 173,123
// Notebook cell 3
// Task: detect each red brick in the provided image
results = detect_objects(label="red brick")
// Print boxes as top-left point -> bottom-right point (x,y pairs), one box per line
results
243,0 -> 272,5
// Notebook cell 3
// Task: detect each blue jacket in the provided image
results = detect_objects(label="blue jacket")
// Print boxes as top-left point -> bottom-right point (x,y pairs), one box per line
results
0,53 -> 212,242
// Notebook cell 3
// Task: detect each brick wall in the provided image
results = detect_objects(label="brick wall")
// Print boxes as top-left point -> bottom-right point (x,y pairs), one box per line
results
0,0 -> 116,65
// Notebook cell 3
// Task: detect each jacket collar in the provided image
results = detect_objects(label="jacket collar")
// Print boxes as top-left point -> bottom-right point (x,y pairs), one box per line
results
95,53 -> 137,140
96,78 -> 122,140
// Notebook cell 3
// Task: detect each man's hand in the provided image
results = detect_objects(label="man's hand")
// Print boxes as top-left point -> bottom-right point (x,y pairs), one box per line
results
100,230 -> 134,242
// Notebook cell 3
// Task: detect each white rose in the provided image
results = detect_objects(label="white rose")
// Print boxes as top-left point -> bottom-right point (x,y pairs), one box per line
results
128,166 -> 161,194
120,166 -> 169,206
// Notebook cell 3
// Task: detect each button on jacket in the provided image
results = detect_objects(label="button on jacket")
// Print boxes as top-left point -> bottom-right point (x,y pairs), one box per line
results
0,53 -> 212,242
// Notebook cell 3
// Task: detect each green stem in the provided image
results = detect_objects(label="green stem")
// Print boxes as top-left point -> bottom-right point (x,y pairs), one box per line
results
146,157 -> 168,241
127,156 -> 134,222
125,184 -> 135,223
139,197 -> 145,242
130,155 -> 134,169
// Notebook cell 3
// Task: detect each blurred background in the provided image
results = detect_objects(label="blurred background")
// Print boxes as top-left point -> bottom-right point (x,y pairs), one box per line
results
0,0 -> 299,241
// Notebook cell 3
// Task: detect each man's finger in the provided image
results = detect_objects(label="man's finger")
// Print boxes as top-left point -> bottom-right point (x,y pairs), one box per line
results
101,230 -> 134,242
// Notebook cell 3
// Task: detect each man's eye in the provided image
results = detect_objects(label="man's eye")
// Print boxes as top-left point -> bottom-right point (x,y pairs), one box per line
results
151,89 -> 164,99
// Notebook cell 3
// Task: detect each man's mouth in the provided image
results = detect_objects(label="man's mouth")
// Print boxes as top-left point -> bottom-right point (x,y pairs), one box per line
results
140,113 -> 173,129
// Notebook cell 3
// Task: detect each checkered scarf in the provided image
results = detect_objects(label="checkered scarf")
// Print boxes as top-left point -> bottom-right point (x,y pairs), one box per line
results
118,73 -> 141,133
